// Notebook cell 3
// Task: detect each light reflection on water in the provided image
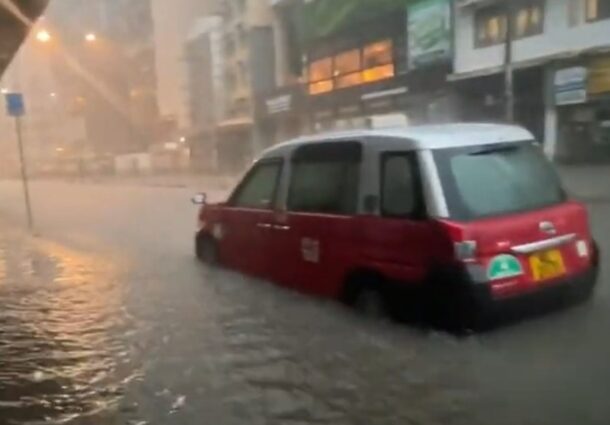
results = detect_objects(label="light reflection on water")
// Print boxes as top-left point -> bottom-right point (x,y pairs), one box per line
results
0,235 -> 135,424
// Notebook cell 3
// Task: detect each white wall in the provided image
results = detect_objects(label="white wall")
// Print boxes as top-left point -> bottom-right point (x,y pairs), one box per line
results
454,0 -> 610,74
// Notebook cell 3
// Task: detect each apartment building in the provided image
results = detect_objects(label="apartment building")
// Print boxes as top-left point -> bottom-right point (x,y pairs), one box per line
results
453,0 -> 610,162
184,16 -> 225,171
215,0 -> 275,172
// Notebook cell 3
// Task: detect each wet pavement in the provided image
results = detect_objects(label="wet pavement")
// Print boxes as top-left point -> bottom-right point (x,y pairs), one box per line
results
0,180 -> 609,425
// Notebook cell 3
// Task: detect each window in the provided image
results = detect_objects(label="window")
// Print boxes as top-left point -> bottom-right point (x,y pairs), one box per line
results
307,38 -> 395,94
363,40 -> 395,83
288,143 -> 361,215
363,40 -> 393,68
381,153 -> 422,217
475,7 -> 507,47
515,1 -> 544,37
434,143 -> 566,220
586,0 -> 610,21
308,58 -> 333,95
334,49 -> 362,88
474,1 -> 544,48
231,161 -> 282,209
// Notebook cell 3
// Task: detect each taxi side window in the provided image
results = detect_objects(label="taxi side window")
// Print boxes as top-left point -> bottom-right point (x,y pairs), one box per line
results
381,152 -> 423,218
288,142 -> 361,215
231,161 -> 282,209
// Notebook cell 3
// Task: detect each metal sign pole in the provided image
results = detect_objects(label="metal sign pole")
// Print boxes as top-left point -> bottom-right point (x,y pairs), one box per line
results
14,115 -> 34,230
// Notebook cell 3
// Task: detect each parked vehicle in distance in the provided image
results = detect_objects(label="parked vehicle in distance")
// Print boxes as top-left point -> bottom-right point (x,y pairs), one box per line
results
193,124 -> 599,328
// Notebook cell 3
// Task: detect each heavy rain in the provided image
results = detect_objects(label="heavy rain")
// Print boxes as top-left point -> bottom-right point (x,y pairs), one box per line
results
1,1 -> 610,425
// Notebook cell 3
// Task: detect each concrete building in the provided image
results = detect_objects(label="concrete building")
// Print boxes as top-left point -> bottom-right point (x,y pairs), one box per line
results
452,0 -> 610,162
38,0 -> 159,156
151,0 -> 219,129
184,16 -> 225,171
257,0 -> 457,148
215,0 -> 275,172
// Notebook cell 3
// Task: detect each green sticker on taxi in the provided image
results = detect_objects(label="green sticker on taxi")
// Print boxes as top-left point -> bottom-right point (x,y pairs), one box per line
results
487,254 -> 523,280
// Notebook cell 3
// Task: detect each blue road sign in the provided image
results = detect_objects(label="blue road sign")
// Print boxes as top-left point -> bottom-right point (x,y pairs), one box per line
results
5,93 -> 25,117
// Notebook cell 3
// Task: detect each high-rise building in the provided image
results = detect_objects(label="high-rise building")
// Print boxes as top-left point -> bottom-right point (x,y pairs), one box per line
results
215,0 -> 274,172
151,0 -> 219,129
184,16 -> 224,171
43,0 -> 159,155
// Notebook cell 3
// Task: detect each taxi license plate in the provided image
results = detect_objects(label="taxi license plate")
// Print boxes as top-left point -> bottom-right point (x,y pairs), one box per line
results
529,249 -> 566,282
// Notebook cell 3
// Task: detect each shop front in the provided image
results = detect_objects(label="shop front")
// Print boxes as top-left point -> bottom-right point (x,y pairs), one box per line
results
309,68 -> 456,132
254,85 -> 309,147
554,55 -> 610,163
303,0 -> 455,132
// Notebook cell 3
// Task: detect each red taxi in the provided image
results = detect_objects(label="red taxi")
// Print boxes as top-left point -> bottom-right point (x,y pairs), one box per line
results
193,124 -> 599,326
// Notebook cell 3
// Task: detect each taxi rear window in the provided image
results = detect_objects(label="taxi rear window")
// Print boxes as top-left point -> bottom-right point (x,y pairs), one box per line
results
434,141 -> 567,221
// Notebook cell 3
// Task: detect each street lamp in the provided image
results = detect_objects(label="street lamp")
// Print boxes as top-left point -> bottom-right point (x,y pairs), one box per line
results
85,33 -> 97,43
36,30 -> 52,43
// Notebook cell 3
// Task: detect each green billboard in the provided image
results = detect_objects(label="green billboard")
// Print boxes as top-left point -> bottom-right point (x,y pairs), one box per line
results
299,0 -> 412,43
407,0 -> 452,69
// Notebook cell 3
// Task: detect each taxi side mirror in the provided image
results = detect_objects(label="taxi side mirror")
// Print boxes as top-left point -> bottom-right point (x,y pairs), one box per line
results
192,193 -> 207,205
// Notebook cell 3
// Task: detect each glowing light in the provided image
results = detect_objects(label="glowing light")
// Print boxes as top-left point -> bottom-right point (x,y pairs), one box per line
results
36,30 -> 52,43
85,33 -> 97,43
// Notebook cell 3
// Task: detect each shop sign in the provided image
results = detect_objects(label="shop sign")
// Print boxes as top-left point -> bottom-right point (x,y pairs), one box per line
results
408,0 -> 452,70
266,94 -> 292,115
588,56 -> 610,95
361,87 -> 408,101
554,67 -> 588,106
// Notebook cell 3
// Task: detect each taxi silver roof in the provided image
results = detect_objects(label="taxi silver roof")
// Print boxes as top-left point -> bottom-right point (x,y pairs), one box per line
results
261,123 -> 534,159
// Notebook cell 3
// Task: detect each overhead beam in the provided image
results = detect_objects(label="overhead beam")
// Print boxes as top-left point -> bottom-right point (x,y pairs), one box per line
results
0,0 -> 49,76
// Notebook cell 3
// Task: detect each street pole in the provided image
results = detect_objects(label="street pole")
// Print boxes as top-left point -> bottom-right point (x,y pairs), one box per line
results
504,1 -> 515,123
14,116 -> 34,230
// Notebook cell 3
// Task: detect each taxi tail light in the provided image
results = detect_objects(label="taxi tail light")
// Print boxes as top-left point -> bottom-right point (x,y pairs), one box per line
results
436,219 -> 478,262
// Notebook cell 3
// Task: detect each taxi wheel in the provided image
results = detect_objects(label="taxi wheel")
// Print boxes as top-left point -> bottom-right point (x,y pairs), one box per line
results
196,233 -> 218,265
344,274 -> 389,319
353,287 -> 387,319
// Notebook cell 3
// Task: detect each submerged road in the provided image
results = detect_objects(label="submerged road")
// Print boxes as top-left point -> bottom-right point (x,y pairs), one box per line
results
0,180 -> 609,425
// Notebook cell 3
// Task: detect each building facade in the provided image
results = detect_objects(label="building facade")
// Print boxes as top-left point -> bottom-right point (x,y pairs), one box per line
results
213,0 -> 276,172
256,0 -> 457,149
184,16 -> 225,171
452,0 -> 610,162
41,0 -> 159,156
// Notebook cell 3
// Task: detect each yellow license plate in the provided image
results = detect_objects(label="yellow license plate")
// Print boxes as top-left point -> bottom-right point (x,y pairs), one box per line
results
529,249 -> 566,282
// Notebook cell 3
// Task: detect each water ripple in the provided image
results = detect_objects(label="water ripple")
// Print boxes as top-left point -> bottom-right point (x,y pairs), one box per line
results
0,234 -> 135,424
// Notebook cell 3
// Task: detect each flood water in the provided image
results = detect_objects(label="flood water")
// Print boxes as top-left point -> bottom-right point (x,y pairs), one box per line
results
0,181 -> 609,425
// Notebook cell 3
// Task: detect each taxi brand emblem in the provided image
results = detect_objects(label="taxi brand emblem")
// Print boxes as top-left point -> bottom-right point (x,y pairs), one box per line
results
539,221 -> 557,235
